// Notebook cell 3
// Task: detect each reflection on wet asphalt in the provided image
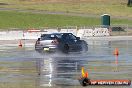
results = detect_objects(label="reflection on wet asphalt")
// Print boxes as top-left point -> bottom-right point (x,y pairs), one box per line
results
0,40 -> 132,88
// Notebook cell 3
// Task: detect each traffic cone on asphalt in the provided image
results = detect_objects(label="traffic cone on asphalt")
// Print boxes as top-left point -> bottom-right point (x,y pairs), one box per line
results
113,48 -> 119,56
81,67 -> 89,78
79,67 -> 91,86
19,40 -> 22,47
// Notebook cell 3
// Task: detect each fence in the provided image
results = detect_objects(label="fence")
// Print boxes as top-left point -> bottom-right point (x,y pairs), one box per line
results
0,25 -> 131,40
109,24 -> 132,36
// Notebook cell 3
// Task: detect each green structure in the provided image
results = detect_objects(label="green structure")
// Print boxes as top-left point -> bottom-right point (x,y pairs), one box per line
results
101,14 -> 110,28
127,0 -> 132,6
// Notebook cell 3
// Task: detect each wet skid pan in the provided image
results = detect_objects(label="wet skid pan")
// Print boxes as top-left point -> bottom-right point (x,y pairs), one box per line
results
0,60 -> 38,88
0,40 -> 132,88
39,57 -> 132,87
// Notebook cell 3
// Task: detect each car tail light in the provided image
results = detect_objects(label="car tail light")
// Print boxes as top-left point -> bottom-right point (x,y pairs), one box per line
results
51,39 -> 59,45
36,41 -> 40,44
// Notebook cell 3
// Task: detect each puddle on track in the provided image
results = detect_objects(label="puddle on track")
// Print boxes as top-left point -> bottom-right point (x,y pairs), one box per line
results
0,40 -> 132,88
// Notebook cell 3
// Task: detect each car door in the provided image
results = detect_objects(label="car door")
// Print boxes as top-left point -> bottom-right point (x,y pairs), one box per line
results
66,34 -> 78,49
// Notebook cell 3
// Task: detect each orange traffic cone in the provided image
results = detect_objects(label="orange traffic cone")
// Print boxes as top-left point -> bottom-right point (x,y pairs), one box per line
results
85,71 -> 89,78
19,40 -> 22,47
79,67 -> 90,86
81,67 -> 89,78
113,48 -> 119,56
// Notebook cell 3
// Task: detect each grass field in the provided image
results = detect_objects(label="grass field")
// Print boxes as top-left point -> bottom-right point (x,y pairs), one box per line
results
0,0 -> 132,18
0,11 -> 132,29
0,0 -> 132,29
0,11 -> 100,29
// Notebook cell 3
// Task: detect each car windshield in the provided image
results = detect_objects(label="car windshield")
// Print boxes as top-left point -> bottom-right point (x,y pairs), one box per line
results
40,33 -> 76,40
41,34 -> 56,40
55,34 -> 62,38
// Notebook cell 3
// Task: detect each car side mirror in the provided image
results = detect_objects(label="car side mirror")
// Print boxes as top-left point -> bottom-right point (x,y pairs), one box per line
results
38,38 -> 40,41
76,37 -> 80,40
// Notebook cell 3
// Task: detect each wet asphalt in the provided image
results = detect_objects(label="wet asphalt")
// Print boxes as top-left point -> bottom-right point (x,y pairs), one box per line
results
0,40 -> 132,88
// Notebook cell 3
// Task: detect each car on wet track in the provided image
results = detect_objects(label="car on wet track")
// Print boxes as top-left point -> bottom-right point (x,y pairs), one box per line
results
35,33 -> 88,53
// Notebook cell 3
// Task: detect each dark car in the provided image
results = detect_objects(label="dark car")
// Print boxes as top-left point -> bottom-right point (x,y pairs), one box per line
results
35,33 -> 88,53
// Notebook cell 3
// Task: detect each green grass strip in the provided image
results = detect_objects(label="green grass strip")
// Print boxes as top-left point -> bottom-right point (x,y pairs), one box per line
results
0,11 -> 132,29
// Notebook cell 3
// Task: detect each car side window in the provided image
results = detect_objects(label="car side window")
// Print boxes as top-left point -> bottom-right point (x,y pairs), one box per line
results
61,34 -> 68,40
68,34 -> 76,40
61,34 -> 76,40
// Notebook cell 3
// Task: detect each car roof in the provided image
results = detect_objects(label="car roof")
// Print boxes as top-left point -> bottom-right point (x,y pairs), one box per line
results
42,33 -> 72,35
53,33 -> 72,35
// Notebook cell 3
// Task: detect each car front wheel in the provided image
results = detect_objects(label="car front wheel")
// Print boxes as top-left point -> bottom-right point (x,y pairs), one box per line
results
63,44 -> 69,53
81,40 -> 88,52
